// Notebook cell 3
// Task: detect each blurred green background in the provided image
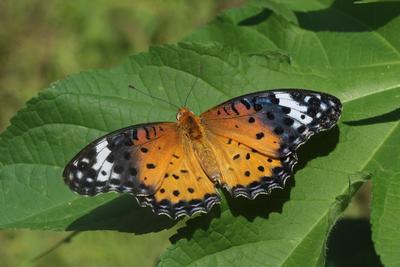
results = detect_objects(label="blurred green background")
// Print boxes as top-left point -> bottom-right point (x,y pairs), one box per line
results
0,1 -> 381,266
0,0 -> 244,131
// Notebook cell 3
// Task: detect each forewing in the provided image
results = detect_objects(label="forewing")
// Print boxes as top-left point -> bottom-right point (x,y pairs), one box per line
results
63,122 -> 178,196
201,89 -> 342,157
137,139 -> 220,219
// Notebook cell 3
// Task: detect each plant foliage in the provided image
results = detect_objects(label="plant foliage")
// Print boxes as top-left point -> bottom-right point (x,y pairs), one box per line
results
0,0 -> 399,266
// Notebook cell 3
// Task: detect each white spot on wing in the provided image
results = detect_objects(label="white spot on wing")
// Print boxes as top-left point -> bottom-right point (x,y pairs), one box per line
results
274,92 -> 292,99
288,109 -> 313,124
278,98 -> 307,112
111,171 -> 121,180
98,161 -> 113,182
96,140 -> 108,152
292,120 -> 301,129
92,147 -> 111,170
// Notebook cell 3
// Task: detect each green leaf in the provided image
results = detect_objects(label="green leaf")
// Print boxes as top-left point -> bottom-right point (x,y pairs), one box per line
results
369,110 -> 400,266
0,0 -> 399,266
159,1 -> 400,266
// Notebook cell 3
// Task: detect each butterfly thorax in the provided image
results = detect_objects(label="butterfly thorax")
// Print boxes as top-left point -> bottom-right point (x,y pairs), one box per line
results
176,107 -> 204,140
177,107 -> 222,183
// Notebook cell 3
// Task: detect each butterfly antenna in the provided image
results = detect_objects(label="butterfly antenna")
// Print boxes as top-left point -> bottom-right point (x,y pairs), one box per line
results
128,85 -> 180,109
184,77 -> 199,107
184,64 -> 203,107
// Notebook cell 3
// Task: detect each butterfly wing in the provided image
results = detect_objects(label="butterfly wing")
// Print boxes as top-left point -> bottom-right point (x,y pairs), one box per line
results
64,122 -> 220,219
63,122 -> 179,196
201,89 -> 342,198
205,132 -> 297,198
137,137 -> 220,219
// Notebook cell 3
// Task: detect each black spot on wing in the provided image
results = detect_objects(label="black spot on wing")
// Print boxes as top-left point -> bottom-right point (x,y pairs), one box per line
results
144,127 -> 150,140
77,161 -> 89,171
231,103 -> 239,115
281,107 -> 291,114
266,112 -> 275,120
146,163 -> 156,169
114,165 -> 124,174
256,132 -> 264,139
283,117 -> 294,126
229,153 -> 297,200
240,99 -> 251,109
130,168 -> 137,176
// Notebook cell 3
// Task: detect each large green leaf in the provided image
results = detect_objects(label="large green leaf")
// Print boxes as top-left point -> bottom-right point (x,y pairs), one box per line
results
0,0 -> 399,266
159,0 -> 400,266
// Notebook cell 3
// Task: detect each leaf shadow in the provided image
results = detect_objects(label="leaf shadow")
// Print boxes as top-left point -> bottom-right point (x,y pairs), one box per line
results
169,126 -> 340,243
326,218 -> 383,267
66,194 -> 177,234
296,125 -> 341,169
237,0 -> 400,32
343,108 -> 400,126
295,0 -> 400,32
169,205 -> 222,244
238,9 -> 272,26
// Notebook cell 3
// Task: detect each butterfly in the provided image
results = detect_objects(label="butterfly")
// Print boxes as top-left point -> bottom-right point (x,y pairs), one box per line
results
63,89 -> 342,219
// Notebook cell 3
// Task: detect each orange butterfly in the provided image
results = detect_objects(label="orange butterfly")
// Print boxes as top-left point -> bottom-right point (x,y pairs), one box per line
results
63,89 -> 341,219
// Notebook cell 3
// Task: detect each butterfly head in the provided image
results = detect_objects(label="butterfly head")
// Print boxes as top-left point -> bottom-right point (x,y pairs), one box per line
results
176,107 -> 195,121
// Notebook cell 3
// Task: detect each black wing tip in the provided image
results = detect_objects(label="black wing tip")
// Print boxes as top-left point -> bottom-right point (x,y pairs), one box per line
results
276,90 -> 342,156
137,193 -> 221,220
283,88 -> 342,125
316,92 -> 342,128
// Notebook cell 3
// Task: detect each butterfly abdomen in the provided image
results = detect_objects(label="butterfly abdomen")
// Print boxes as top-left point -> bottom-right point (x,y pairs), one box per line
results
191,141 -> 221,183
